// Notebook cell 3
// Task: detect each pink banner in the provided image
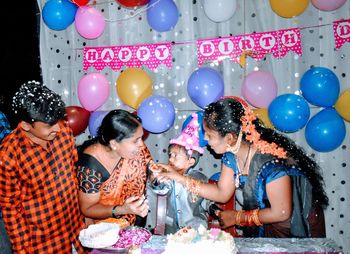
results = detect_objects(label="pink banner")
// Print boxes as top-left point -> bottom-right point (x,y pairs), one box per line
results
333,19 -> 350,49
197,29 -> 295,66
83,43 -> 172,71
275,28 -> 302,58
231,31 -> 280,63
197,37 -> 237,66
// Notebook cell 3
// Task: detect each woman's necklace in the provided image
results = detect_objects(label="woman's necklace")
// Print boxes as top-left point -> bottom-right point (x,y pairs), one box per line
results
235,145 -> 252,188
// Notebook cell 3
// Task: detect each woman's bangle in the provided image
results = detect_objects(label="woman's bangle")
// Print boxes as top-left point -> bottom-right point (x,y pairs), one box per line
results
112,205 -> 118,218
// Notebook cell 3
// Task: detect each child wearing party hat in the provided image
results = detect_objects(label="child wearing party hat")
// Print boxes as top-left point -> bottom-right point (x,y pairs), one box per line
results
146,113 -> 208,234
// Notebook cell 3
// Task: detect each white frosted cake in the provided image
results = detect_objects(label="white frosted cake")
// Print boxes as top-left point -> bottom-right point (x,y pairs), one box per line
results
162,225 -> 237,254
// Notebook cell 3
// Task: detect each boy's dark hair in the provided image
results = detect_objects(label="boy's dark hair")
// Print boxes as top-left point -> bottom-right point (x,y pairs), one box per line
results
12,80 -> 65,125
168,143 -> 201,169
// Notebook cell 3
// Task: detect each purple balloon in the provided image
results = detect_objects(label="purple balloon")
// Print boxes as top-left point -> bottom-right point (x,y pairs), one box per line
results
88,111 -> 109,137
137,95 -> 175,133
147,0 -> 179,32
78,72 -> 110,111
187,67 -> 225,109
241,70 -> 278,108
75,6 -> 105,39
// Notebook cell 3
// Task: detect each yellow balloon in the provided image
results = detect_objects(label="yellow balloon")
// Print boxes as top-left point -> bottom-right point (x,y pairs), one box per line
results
335,88 -> 350,122
269,0 -> 309,18
253,108 -> 273,129
116,68 -> 153,109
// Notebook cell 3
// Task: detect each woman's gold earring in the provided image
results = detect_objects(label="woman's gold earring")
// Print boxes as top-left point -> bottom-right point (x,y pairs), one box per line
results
226,130 -> 242,154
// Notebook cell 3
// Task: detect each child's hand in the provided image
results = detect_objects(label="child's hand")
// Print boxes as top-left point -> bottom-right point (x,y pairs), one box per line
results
156,163 -> 182,182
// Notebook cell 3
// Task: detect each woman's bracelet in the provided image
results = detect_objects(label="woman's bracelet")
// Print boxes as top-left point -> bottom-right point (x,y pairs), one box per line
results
112,205 -> 119,218
185,176 -> 201,202
236,209 -> 263,227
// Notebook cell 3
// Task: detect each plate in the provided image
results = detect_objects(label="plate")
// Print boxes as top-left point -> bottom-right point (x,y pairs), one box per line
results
95,247 -> 129,253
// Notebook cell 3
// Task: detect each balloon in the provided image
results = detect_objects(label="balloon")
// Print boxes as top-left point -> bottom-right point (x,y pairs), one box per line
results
241,70 -> 278,108
75,6 -> 105,39
269,0 -> 309,18
187,67 -> 225,109
203,0 -> 237,22
268,94 -> 310,132
305,108 -> 346,152
335,88 -> 350,122
117,0 -> 149,8
182,111 -> 208,147
78,72 -> 110,111
72,0 -> 90,6
311,0 -> 346,11
147,0 -> 179,32
116,68 -> 153,109
88,111 -> 109,137
300,67 -> 340,107
253,108 -> 273,129
65,106 -> 90,136
132,111 -> 150,140
42,0 -> 78,30
137,95 -> 175,133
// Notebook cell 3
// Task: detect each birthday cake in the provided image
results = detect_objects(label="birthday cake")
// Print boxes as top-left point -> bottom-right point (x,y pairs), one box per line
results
162,225 -> 237,254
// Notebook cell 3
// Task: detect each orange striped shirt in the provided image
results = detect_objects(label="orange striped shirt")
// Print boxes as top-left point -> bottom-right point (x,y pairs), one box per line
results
0,121 -> 87,253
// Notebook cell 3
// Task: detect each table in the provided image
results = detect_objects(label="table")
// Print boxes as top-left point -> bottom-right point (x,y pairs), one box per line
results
91,236 -> 342,254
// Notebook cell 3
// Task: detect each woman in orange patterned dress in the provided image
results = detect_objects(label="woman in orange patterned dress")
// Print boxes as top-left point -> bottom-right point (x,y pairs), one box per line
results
77,109 -> 152,226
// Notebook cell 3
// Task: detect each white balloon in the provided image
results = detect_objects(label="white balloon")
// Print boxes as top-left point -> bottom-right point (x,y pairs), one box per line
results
203,0 -> 237,22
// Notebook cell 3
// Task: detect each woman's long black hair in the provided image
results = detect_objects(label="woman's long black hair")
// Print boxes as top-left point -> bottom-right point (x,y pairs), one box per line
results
203,97 -> 328,208
78,109 -> 142,153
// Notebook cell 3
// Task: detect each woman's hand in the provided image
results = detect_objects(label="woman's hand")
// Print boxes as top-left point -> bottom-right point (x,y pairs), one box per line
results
122,195 -> 149,218
156,163 -> 184,183
218,210 -> 238,229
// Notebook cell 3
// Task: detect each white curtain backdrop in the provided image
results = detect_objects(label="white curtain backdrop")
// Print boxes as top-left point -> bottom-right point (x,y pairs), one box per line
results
37,0 -> 350,252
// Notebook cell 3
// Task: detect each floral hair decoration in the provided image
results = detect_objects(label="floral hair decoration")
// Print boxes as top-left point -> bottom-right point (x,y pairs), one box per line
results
239,103 -> 287,159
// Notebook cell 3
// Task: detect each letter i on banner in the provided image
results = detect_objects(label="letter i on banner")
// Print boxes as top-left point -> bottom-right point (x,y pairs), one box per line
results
333,19 -> 350,49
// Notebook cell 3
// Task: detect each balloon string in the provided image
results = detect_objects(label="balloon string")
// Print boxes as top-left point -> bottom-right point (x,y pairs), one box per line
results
104,0 -> 161,22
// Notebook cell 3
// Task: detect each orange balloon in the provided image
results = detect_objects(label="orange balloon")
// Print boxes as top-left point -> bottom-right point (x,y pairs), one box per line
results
116,68 -> 153,109
269,0 -> 309,18
335,88 -> 350,122
253,108 -> 273,129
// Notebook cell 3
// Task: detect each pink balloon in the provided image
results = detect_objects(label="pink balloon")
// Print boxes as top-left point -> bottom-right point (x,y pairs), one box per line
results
75,6 -> 105,39
311,0 -> 346,11
78,72 -> 110,111
241,70 -> 278,108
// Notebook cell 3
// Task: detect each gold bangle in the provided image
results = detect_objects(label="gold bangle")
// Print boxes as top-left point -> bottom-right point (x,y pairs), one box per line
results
185,177 -> 201,202
252,209 -> 263,226
235,210 -> 243,226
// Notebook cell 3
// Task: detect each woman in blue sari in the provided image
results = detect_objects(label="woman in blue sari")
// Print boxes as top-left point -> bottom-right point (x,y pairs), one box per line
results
159,97 -> 328,237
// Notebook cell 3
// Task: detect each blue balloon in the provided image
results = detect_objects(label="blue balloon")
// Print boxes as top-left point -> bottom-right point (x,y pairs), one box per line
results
88,111 -> 109,137
147,0 -> 179,32
182,111 -> 208,147
300,67 -> 340,107
268,94 -> 310,132
187,67 -> 225,109
305,108 -> 346,152
137,95 -> 175,133
42,0 -> 78,31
